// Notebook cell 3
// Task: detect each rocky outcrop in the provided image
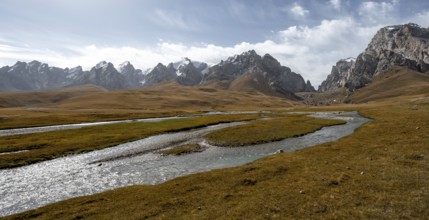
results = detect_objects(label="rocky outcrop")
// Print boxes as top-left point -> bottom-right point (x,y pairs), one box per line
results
318,58 -> 354,92
319,23 -> 429,91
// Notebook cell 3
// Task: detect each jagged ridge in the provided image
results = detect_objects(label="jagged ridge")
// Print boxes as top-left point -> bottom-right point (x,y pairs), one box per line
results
0,51 -> 314,100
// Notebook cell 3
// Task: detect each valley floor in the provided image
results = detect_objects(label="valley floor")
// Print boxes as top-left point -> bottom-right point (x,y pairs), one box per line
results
3,101 -> 428,219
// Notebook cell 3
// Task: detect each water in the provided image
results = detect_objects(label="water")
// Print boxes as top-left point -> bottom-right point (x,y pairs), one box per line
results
0,111 -> 369,217
0,116 -> 188,137
0,111 -> 263,137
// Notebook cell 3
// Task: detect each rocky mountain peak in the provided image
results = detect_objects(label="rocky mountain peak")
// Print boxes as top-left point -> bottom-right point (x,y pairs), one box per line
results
224,50 -> 262,67
118,61 -> 133,72
95,61 -> 111,69
203,50 -> 314,97
143,63 -> 177,87
319,23 -> 429,92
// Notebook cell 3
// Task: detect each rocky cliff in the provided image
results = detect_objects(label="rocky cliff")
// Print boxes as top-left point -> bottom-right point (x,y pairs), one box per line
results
319,23 -> 429,92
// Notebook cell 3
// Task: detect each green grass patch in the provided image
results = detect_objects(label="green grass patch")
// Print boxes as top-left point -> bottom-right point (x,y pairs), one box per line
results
205,115 -> 345,146
160,143 -> 204,156
0,114 -> 260,169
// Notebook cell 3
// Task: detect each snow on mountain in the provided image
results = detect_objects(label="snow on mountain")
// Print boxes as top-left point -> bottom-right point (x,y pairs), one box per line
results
95,61 -> 109,69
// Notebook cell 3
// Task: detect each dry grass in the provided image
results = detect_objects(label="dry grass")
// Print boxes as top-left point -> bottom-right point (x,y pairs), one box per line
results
205,115 -> 345,146
0,83 -> 296,129
4,101 -> 429,220
350,66 -> 429,103
0,114 -> 260,169
2,71 -> 429,219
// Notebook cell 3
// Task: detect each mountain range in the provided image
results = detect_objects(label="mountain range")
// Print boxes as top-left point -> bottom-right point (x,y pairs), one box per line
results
1,23 -> 428,102
0,50 -> 314,99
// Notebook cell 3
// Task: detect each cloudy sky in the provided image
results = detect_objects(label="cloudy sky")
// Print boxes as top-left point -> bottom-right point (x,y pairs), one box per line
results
1,0 -> 429,86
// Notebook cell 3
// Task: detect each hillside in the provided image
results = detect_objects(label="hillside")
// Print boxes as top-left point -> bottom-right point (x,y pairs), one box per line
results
0,82 -> 297,129
350,67 -> 429,103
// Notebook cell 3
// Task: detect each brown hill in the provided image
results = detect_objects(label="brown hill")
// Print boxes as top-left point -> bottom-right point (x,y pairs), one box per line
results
0,82 -> 297,128
0,85 -> 107,108
349,67 -> 429,103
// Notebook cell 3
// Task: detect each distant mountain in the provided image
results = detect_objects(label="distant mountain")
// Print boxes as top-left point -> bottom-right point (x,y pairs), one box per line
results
143,63 -> 177,87
202,50 -> 315,98
0,61 -> 146,92
319,23 -> 429,92
69,61 -> 129,90
118,61 -> 145,88
0,52 -> 313,99
142,58 -> 208,87
0,61 -> 71,92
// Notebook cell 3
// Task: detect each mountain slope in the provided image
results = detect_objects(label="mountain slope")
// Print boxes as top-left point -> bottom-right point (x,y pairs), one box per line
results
349,66 -> 429,103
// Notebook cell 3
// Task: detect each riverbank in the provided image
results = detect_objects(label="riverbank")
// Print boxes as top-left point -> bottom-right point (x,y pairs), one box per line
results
0,114 -> 260,169
4,103 -> 427,219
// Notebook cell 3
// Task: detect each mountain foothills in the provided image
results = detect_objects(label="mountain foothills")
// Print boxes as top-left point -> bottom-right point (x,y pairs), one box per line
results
319,23 -> 429,92
0,50 -> 314,99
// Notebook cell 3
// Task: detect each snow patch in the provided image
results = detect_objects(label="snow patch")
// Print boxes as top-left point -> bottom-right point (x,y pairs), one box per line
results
341,57 -> 355,62
118,61 -> 131,72
95,61 -> 108,69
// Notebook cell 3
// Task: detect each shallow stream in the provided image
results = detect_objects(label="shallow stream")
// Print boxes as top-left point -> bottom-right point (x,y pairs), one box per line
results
0,111 -> 369,217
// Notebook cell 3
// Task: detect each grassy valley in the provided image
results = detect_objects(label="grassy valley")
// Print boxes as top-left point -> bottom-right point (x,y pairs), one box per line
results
3,100 -> 428,219
0,83 -> 296,129
1,67 -> 429,219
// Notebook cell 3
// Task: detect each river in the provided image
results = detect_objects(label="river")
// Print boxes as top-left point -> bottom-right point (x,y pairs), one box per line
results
0,111 -> 369,217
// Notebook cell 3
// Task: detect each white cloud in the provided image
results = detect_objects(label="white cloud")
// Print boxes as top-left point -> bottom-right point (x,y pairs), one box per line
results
410,10 -> 429,27
330,0 -> 341,10
152,9 -> 192,30
290,3 -> 309,17
0,17 -> 384,88
359,0 -> 399,23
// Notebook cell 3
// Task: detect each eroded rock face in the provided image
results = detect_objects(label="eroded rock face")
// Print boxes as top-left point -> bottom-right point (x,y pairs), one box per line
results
319,59 -> 354,92
319,23 -> 429,91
